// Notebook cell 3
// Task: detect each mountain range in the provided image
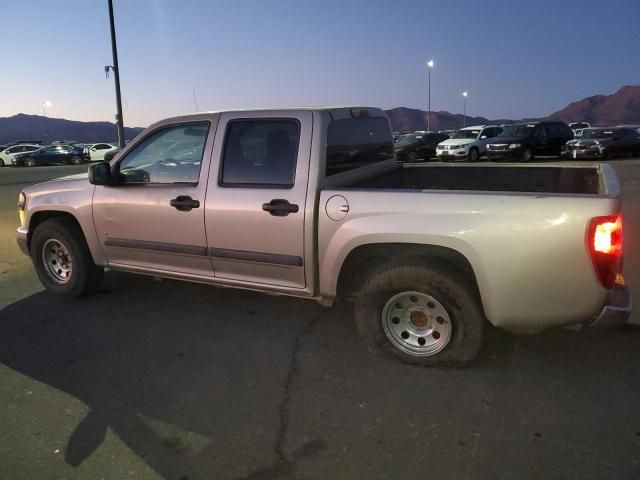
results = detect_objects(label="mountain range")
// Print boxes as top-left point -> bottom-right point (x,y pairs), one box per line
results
1,86 -> 638,143
387,85 -> 640,132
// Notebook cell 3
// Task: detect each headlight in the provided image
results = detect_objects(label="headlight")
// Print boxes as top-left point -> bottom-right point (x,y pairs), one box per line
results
508,143 -> 521,149
18,192 -> 26,210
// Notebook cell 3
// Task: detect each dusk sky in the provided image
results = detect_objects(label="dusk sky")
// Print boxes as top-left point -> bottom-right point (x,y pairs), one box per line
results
2,0 -> 638,127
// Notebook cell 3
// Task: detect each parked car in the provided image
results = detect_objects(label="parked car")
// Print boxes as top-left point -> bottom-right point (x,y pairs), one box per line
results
84,143 -> 118,161
562,127 -> 640,159
436,125 -> 503,162
486,121 -> 573,161
0,144 -> 41,166
569,122 -> 591,136
16,107 -> 630,366
12,144 -> 86,167
394,132 -> 449,162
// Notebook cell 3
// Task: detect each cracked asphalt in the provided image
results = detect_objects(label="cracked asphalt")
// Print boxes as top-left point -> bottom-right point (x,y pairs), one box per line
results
1,161 -> 639,479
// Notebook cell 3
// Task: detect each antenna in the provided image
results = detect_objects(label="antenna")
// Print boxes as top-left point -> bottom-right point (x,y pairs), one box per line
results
192,88 -> 199,112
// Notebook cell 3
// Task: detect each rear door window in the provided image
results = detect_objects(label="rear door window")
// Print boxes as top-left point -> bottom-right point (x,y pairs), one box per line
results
220,119 -> 300,187
326,116 -> 393,176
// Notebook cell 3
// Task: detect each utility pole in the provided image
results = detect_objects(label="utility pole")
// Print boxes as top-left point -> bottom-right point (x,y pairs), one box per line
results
107,0 -> 125,149
192,88 -> 199,112
427,60 -> 434,132
462,91 -> 468,128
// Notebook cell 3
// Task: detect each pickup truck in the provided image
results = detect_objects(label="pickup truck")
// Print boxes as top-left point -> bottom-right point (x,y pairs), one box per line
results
16,107 -> 631,366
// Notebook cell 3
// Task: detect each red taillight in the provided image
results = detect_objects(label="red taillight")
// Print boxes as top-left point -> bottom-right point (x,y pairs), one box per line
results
588,214 -> 622,289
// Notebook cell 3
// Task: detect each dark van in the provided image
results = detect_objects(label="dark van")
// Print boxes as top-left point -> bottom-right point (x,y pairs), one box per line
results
486,121 -> 573,161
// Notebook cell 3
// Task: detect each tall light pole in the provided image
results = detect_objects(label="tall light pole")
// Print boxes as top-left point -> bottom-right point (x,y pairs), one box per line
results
42,100 -> 52,117
107,0 -> 125,149
427,60 -> 434,132
462,91 -> 468,128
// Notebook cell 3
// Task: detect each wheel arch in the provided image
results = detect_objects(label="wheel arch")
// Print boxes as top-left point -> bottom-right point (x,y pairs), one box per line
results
27,210 -> 104,265
336,242 -> 483,309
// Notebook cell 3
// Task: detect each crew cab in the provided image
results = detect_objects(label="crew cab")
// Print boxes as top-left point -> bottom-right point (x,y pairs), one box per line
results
487,121 -> 573,161
436,125 -> 502,162
16,107 -> 631,365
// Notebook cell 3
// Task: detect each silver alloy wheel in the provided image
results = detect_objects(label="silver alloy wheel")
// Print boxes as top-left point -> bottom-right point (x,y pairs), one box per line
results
469,149 -> 479,162
72,156 -> 81,165
26,158 -> 35,167
523,149 -> 533,162
41,238 -> 73,284
382,291 -> 452,357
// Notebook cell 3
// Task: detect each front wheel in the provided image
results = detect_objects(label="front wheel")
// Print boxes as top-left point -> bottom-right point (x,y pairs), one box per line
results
31,218 -> 103,297
71,155 -> 82,165
406,151 -> 418,163
522,149 -> 534,162
354,262 -> 484,366
468,148 -> 480,162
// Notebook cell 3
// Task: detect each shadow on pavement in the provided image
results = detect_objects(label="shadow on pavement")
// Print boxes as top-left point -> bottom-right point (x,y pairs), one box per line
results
1,271 -> 639,480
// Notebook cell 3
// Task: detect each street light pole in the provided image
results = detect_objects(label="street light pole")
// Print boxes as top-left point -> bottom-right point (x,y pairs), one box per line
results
427,60 -> 434,132
462,91 -> 468,128
107,0 -> 125,149
42,100 -> 51,118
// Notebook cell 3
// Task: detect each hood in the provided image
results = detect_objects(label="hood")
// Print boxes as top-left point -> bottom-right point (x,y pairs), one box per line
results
488,136 -> 529,144
566,138 -> 610,146
439,138 -> 474,147
23,172 -> 89,192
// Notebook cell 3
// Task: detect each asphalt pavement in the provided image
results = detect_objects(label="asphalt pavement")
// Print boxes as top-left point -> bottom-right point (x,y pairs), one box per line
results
1,161 -> 639,480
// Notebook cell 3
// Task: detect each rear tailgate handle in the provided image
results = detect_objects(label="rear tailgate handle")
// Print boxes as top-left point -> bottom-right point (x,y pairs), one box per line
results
262,199 -> 299,216
170,195 -> 200,211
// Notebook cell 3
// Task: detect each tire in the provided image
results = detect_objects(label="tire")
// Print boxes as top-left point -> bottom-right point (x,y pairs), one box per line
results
407,151 -> 418,163
522,149 -> 534,162
25,157 -> 36,167
72,156 -> 82,165
354,261 -> 484,366
468,148 -> 480,162
30,218 -> 103,297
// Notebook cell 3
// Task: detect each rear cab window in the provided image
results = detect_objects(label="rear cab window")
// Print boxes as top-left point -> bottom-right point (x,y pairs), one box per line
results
326,116 -> 393,176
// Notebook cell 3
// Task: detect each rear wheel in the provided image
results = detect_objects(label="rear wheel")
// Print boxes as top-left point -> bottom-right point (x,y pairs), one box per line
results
30,218 -> 103,297
407,151 -> 418,163
354,261 -> 484,366
468,147 -> 480,162
25,157 -> 36,167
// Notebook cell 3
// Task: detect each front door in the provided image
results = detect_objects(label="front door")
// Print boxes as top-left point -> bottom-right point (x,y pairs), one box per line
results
204,111 -> 312,290
92,120 -> 217,277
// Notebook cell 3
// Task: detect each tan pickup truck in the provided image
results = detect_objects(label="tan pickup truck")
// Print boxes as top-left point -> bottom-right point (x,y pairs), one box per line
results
16,107 -> 631,365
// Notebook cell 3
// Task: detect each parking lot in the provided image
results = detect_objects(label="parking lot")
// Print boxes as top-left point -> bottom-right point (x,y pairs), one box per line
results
1,161 -> 639,479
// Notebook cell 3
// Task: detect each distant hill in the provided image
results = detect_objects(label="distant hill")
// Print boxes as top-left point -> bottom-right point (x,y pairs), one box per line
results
0,114 -> 144,144
385,85 -> 640,132
384,107 -> 515,132
548,85 -> 640,126
2,85 -> 638,142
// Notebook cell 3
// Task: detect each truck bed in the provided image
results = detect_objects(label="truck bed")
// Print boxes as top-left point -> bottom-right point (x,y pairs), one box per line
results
348,163 -> 601,195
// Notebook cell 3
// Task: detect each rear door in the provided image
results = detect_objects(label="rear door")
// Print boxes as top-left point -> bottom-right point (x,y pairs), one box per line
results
204,111 -> 312,289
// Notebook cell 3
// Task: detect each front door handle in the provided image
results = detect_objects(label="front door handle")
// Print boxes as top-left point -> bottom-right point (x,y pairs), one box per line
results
262,199 -> 299,217
170,195 -> 200,212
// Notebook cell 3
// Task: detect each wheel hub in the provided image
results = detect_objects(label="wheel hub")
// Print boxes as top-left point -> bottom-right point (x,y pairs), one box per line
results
382,291 -> 452,357
42,238 -> 73,284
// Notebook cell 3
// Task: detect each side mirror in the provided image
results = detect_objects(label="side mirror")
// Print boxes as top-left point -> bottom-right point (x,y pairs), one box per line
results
480,135 -> 487,139
88,162 -> 112,186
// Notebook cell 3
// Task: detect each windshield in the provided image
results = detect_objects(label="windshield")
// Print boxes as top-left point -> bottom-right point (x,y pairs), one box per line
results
498,124 -> 536,137
451,130 -> 480,140
579,129 -> 615,139
395,133 -> 423,146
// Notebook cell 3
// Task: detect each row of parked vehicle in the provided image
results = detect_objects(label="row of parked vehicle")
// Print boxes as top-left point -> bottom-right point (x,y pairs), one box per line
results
0,141 -> 118,167
393,121 -> 640,163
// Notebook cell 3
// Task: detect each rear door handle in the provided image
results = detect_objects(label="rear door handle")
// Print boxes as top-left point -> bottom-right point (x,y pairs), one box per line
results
262,199 -> 299,216
170,195 -> 200,212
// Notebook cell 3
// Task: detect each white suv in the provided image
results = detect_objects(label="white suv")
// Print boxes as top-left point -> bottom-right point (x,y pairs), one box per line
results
0,144 -> 41,166
436,125 -> 503,162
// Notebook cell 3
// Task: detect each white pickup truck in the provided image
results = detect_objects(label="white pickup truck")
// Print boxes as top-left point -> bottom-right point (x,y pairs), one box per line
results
16,107 -> 631,365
